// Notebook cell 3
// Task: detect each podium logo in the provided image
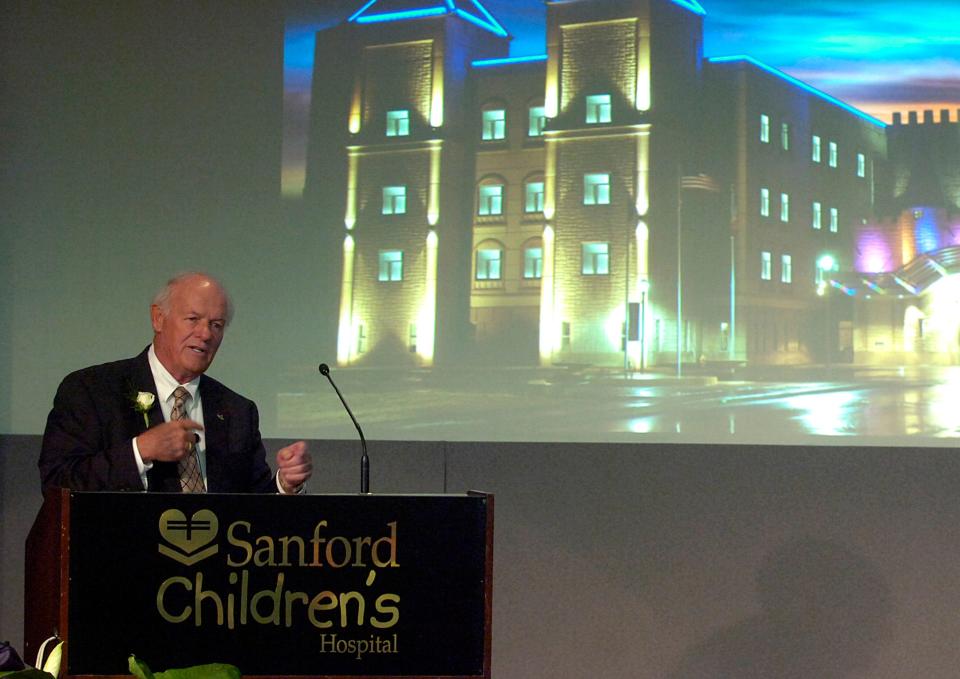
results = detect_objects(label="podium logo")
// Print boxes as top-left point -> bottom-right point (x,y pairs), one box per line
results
159,509 -> 219,565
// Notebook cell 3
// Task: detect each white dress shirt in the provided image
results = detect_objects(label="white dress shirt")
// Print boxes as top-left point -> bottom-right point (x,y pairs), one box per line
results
133,345 -> 206,490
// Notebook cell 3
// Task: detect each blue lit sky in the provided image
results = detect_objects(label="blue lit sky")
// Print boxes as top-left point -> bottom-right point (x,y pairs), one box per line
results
283,0 -> 960,192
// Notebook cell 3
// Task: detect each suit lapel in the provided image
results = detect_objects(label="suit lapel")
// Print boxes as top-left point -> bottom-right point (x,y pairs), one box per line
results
200,376 -> 228,492
129,348 -> 180,492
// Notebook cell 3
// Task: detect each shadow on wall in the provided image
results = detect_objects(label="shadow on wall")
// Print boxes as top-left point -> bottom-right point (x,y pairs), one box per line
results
668,537 -> 894,679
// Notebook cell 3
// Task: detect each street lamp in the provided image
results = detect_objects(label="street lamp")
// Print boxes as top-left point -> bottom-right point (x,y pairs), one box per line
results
816,253 -> 838,365
816,254 -> 836,296
639,279 -> 650,372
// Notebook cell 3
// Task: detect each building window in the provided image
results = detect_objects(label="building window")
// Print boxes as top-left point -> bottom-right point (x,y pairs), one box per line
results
476,247 -> 502,280
582,242 -> 609,275
386,109 -> 410,137
760,114 -> 770,143
812,135 -> 822,163
378,250 -> 403,281
830,207 -> 839,233
781,254 -> 792,283
760,188 -> 770,217
812,201 -> 822,230
561,321 -> 571,349
761,251 -> 772,280
857,152 -> 866,178
408,324 -> 417,353
525,180 -> 545,213
585,94 -> 611,124
584,173 -> 610,205
478,183 -> 504,216
524,246 -> 543,279
781,122 -> 790,150
528,105 -> 546,137
356,324 -> 366,354
780,193 -> 790,222
829,141 -> 838,168
382,186 -> 406,215
482,108 -> 506,141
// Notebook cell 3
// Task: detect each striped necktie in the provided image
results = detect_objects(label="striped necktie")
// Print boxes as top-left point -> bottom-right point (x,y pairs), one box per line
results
172,386 -> 204,493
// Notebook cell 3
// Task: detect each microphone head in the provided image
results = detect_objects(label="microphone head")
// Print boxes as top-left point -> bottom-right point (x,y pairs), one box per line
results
319,363 -> 330,376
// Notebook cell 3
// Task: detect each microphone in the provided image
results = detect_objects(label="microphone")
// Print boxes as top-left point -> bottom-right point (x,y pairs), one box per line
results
319,363 -> 369,494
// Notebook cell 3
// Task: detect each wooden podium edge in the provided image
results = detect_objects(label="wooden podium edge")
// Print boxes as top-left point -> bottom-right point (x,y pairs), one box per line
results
24,488 -> 71,663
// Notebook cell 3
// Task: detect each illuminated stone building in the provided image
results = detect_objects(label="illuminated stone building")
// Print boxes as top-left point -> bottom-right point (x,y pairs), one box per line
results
306,0 -> 959,368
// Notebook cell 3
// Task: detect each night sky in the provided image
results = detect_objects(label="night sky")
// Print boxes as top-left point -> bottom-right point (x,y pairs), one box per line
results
282,0 -> 960,192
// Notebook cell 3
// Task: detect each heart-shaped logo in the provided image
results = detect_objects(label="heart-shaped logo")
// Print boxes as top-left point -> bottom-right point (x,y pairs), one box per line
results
158,509 -> 219,565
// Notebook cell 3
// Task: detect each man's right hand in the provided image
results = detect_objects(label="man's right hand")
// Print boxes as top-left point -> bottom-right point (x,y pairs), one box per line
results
137,420 -> 203,462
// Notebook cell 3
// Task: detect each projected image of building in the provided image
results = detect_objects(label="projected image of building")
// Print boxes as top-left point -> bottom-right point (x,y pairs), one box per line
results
304,0 -> 960,369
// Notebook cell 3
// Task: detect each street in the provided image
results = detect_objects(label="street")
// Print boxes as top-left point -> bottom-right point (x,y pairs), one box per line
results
277,365 -> 960,445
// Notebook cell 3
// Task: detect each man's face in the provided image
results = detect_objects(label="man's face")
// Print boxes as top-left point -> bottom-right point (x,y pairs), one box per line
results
151,276 -> 228,383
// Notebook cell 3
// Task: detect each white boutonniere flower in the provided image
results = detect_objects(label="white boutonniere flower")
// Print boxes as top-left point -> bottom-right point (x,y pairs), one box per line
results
133,391 -> 155,427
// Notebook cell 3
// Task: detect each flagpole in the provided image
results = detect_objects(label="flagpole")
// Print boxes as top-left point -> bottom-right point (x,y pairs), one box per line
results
729,233 -> 736,362
676,166 -> 683,377
729,182 -> 737,363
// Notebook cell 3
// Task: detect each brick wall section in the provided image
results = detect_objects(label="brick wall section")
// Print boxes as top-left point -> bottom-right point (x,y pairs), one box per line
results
362,41 -> 433,133
352,150 -> 432,360
554,138 -> 636,354
560,20 -> 637,112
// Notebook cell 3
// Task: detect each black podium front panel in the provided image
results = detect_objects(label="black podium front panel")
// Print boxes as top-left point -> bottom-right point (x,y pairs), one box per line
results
65,492 -> 490,677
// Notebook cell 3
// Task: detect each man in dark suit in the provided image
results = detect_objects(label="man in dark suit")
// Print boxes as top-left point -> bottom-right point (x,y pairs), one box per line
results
40,272 -> 312,493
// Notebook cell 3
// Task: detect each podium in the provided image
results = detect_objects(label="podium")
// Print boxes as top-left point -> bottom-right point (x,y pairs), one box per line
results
25,490 -> 493,678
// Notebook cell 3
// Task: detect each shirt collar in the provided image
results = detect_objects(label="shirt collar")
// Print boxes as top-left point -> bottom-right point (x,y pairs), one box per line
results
148,344 -> 201,402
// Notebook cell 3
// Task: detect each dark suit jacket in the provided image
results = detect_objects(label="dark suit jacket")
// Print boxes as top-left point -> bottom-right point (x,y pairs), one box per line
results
39,348 -> 277,493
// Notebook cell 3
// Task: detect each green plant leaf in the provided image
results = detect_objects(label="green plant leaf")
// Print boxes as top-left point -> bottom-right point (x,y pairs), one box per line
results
154,664 -> 241,679
128,655 -> 155,679
127,656 -> 240,679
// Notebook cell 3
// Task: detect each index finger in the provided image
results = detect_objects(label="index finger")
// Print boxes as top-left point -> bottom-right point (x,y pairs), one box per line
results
176,419 -> 205,432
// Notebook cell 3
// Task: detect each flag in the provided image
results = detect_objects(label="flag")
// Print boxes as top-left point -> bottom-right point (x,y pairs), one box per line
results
680,173 -> 720,192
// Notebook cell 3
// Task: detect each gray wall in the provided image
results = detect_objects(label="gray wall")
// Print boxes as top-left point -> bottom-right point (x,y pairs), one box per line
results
5,435 -> 960,678
0,1 -> 327,437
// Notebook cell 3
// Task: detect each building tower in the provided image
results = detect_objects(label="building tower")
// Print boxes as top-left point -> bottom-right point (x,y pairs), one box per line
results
306,0 -> 510,367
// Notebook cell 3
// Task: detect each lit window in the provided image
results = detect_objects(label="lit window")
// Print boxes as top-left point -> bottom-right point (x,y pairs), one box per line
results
830,207 -> 839,233
356,324 -> 366,354
761,251 -> 772,280
585,94 -> 611,124
781,254 -> 792,283
478,183 -> 504,216
382,186 -> 406,215
780,193 -> 790,222
781,122 -> 790,150
812,201 -> 822,230
386,109 -> 409,137
378,250 -> 403,281
482,109 -> 506,140
476,247 -> 502,280
760,188 -> 770,217
408,324 -> 417,353
812,135 -> 822,163
582,242 -> 609,275
857,153 -> 866,178
524,246 -> 543,279
829,141 -> 838,168
528,105 -> 546,137
525,180 -> 544,213
584,173 -> 610,205
760,114 -> 770,143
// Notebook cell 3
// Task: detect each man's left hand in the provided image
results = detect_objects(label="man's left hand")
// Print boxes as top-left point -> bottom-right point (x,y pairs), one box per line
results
276,441 -> 311,493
